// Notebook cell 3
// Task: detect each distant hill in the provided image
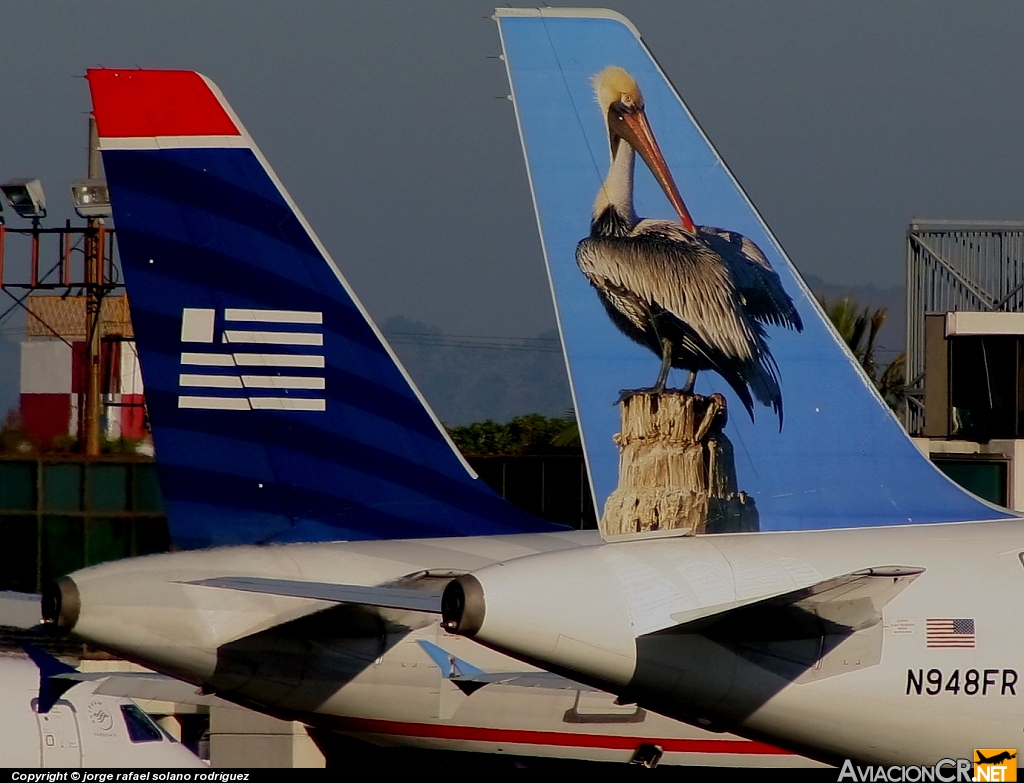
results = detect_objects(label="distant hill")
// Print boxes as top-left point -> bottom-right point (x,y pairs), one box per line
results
0,285 -> 907,429
380,279 -> 909,427
381,316 -> 572,426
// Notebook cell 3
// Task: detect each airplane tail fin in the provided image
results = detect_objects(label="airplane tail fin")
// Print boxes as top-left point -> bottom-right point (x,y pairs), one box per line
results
23,643 -> 78,713
495,9 -> 1014,533
86,69 -> 561,549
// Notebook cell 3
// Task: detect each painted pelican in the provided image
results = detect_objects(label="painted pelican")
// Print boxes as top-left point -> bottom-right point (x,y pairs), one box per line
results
576,66 -> 802,425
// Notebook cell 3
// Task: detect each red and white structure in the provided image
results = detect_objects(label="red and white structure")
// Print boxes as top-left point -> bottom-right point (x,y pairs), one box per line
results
20,336 -> 146,443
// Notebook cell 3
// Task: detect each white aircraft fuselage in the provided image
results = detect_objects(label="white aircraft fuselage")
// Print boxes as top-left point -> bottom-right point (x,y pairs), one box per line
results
54,519 -> 1023,766
440,518 -> 1024,766
51,530 -> 815,766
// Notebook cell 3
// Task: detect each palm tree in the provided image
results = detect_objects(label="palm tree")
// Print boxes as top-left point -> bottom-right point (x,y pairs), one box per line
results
817,294 -> 906,414
817,296 -> 887,381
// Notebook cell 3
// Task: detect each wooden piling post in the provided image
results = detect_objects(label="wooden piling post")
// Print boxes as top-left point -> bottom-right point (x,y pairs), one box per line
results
600,391 -> 758,538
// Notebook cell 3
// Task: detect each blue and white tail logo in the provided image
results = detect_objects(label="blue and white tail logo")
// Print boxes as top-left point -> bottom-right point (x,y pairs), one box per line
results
179,307 -> 327,411
496,9 -> 1015,534
88,68 -> 559,548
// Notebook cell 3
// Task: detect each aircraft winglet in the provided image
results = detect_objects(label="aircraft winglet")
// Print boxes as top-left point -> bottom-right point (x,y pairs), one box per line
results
417,639 -> 596,693
417,640 -> 485,679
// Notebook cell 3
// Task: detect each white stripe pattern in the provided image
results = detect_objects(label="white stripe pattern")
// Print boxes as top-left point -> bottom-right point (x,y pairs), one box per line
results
178,307 -> 326,411
99,135 -> 248,151
250,398 -> 326,411
180,352 -> 327,368
179,396 -> 251,411
223,330 -> 323,346
234,354 -> 325,368
225,308 -> 322,324
180,374 -> 242,389
241,376 -> 325,390
181,352 -> 235,366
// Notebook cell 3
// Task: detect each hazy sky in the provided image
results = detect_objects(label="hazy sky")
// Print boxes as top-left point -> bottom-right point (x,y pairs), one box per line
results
1,1 -> 1022,346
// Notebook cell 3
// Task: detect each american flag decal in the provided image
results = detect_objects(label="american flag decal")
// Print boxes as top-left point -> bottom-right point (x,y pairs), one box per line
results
177,307 -> 326,411
926,618 -> 975,648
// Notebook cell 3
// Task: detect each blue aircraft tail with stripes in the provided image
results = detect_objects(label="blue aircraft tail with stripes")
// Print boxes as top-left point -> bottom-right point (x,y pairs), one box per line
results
87,68 -> 562,549
494,9 -> 1015,534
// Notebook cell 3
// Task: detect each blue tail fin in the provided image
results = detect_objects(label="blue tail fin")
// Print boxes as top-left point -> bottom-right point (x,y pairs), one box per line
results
495,9 -> 1013,532
87,69 -> 561,549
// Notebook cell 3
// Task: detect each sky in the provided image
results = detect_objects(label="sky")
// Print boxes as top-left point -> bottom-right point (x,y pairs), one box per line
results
0,2 -> 1021,418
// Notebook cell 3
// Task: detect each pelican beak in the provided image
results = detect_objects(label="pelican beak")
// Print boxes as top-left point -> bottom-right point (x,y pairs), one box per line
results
610,105 -> 696,233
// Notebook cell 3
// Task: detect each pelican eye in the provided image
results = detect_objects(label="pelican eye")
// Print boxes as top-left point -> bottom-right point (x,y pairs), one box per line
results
611,100 -> 635,118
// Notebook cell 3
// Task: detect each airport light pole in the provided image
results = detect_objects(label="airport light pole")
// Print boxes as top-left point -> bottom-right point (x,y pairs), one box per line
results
81,118 -> 104,456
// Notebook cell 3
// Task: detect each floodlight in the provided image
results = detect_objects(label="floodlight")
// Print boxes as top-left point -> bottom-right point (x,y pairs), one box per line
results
0,178 -> 46,220
71,178 -> 111,219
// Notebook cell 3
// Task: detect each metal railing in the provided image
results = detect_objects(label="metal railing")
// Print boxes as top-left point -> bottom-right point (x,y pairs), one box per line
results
905,220 -> 1024,434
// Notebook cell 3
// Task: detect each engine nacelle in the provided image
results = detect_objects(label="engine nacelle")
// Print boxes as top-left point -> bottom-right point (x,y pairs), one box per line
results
438,546 -> 638,689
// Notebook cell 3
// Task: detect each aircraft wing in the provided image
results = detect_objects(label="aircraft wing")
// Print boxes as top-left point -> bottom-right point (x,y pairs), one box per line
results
192,581 -> 596,692
187,577 -> 443,613
668,566 -> 925,634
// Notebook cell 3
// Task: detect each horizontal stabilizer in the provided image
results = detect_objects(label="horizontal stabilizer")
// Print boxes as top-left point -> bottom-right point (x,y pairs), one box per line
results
417,640 -> 595,692
629,566 -> 928,693
51,670 -> 232,707
93,674 -> 231,707
671,566 -> 924,634
187,576 -> 442,613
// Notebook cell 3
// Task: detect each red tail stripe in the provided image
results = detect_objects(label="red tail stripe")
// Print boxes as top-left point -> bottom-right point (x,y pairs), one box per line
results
333,717 -> 792,755
86,69 -> 240,139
